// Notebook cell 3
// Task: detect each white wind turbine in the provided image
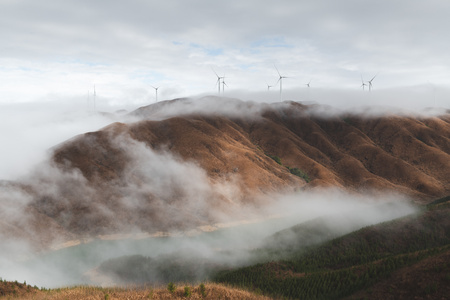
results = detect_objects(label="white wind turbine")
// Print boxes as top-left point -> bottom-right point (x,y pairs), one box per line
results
305,79 -> 312,88
212,69 -> 223,94
151,86 -> 160,102
305,79 -> 312,101
360,75 -> 368,91
274,64 -> 289,101
367,74 -> 377,91
87,90 -> 90,111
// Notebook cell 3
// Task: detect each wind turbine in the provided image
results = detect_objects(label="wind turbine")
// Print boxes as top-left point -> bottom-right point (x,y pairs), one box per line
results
360,75 -> 367,91
274,64 -> 289,101
267,82 -> 273,91
151,86 -> 160,102
305,79 -> 312,101
305,79 -> 312,88
367,74 -> 377,91
212,68 -> 223,94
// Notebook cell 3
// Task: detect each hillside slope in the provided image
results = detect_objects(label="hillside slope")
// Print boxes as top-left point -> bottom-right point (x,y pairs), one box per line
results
1,98 -> 449,247
53,98 -> 450,198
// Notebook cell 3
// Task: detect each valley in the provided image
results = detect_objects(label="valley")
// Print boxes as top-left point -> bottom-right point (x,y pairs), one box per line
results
0,97 -> 449,299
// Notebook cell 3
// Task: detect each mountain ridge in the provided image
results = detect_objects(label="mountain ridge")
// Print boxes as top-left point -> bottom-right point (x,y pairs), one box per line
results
0,98 -> 449,249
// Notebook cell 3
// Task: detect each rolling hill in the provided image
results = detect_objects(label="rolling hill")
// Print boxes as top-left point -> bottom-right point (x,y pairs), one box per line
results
0,97 -> 449,249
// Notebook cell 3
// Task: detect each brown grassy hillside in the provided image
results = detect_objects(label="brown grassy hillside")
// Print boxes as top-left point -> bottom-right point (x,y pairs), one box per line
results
54,99 -> 450,199
0,282 -> 270,300
1,98 -> 449,247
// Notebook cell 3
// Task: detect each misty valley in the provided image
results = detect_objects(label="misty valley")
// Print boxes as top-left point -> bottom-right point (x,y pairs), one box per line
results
1,98 -> 449,299
4,194 -> 449,300
6,198 -> 419,287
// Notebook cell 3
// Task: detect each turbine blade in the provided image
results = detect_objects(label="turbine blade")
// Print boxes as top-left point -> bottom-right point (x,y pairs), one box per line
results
274,64 -> 281,77
211,67 -> 220,78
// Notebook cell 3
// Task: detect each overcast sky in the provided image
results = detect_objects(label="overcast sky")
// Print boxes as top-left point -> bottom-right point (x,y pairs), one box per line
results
0,0 -> 449,180
1,0 -> 449,108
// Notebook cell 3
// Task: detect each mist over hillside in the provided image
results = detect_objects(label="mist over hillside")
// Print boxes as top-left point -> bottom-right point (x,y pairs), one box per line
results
1,97 -> 449,241
0,97 -> 448,288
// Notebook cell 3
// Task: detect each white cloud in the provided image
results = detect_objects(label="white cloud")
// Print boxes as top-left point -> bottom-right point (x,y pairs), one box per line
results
0,0 -> 449,105
0,100 -> 123,180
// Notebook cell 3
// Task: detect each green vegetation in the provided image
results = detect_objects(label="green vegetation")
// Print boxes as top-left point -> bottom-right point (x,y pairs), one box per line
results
98,252 -> 220,284
268,154 -> 282,165
167,282 -> 176,294
287,167 -> 310,182
199,283 -> 206,297
427,195 -> 450,207
267,154 -> 310,182
213,200 -> 450,299
183,286 -> 191,297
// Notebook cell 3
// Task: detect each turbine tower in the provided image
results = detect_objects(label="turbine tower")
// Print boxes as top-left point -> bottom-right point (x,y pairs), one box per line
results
221,76 -> 228,94
367,74 -> 377,91
274,64 -> 288,101
151,86 -> 160,102
305,79 -> 312,101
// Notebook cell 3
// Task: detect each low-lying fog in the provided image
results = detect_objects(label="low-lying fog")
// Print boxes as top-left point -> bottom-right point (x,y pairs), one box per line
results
0,93 -> 438,288
0,189 -> 418,288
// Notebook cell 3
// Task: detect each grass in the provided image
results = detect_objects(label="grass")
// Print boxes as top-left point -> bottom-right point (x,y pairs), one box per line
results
0,282 -> 271,299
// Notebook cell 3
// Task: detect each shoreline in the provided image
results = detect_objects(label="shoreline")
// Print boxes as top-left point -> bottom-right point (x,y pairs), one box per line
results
49,214 -> 283,251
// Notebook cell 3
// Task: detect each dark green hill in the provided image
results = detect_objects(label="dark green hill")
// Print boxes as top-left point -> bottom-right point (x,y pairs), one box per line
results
213,198 -> 450,299
262,201 -> 417,255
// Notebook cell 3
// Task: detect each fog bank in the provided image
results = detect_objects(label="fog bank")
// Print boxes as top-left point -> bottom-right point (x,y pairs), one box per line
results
0,187 -> 418,288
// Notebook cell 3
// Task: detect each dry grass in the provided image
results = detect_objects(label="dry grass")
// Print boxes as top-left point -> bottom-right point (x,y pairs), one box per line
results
0,283 -> 271,300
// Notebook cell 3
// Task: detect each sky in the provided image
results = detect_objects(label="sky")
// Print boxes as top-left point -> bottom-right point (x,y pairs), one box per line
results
0,0 -> 449,180
0,0 -> 450,108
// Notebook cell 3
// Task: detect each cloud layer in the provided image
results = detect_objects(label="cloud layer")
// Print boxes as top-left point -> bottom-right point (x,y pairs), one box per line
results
1,0 -> 450,105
